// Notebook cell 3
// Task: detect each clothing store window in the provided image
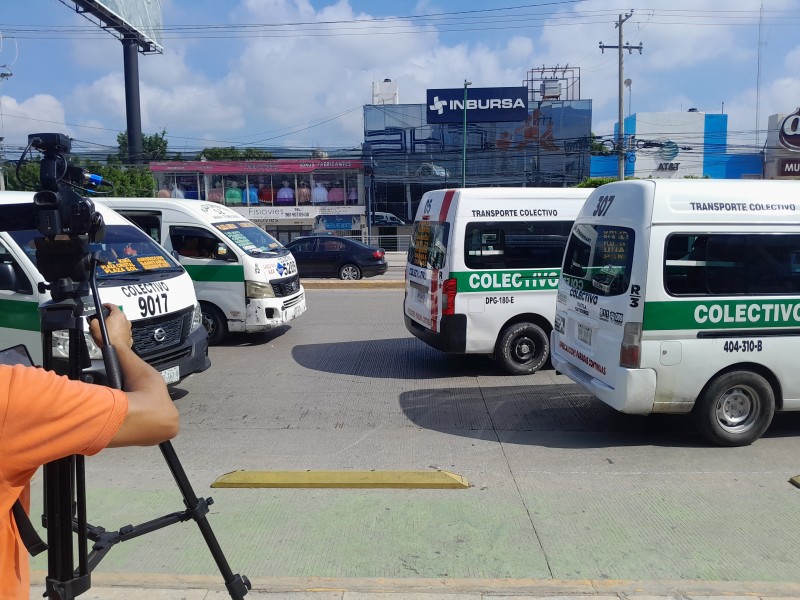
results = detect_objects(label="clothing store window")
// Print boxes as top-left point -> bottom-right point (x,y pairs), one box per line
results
274,175 -> 296,206
207,175 -> 225,203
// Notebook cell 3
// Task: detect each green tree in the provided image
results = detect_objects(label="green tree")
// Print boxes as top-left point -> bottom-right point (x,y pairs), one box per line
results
575,176 -> 619,188
4,159 -> 41,191
85,162 -> 156,197
112,129 -> 169,164
199,146 -> 273,161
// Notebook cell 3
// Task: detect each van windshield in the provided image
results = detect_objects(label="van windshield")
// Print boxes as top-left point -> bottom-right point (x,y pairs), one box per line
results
561,224 -> 635,296
408,220 -> 450,269
8,224 -> 182,283
212,221 -> 285,256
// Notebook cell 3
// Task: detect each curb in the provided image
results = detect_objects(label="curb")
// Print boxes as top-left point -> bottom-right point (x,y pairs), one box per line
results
30,573 -> 800,597
302,279 -> 404,289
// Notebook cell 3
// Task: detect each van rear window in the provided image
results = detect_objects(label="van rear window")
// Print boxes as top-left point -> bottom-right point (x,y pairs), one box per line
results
562,224 -> 635,296
408,220 -> 450,269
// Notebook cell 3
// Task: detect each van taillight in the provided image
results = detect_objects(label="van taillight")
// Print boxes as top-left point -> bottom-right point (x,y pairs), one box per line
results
619,321 -> 642,368
442,278 -> 457,315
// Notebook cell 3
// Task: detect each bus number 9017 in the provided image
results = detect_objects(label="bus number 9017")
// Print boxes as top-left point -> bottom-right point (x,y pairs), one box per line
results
139,293 -> 169,317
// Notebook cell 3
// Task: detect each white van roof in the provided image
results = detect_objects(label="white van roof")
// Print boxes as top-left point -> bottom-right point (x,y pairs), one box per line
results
0,190 -> 133,227
97,197 -> 245,223
589,179 -> 800,225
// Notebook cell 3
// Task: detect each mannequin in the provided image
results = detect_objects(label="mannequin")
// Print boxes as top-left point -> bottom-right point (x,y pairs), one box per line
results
276,179 -> 295,205
312,181 -> 328,205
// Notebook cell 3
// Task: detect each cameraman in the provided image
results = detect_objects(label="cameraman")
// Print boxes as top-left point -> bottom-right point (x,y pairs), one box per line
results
0,304 -> 179,599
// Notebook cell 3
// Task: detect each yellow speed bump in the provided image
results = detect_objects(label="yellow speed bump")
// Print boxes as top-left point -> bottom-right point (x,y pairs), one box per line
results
211,470 -> 469,489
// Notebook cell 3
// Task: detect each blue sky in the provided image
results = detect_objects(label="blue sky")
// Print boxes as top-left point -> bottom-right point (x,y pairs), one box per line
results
0,0 -> 798,157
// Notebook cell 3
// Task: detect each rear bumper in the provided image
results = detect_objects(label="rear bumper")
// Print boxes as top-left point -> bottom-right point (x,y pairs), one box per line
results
404,313 -> 467,353
550,338 -> 656,414
362,262 -> 389,277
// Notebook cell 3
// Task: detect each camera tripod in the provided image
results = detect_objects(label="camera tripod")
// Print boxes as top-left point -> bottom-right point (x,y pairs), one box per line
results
36,267 -> 250,599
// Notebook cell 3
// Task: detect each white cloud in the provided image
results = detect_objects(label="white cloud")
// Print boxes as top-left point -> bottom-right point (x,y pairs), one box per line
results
0,94 -> 71,151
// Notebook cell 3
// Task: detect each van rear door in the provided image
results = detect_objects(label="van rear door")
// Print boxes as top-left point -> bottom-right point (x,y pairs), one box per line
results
404,191 -> 453,334
553,184 -> 650,393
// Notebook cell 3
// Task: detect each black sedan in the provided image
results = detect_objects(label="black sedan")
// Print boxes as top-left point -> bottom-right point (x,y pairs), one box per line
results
285,236 -> 388,280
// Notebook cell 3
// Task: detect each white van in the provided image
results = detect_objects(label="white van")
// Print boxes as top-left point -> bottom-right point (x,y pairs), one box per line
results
0,191 -> 209,384
404,187 -> 591,374
97,198 -> 306,344
551,179 -> 800,446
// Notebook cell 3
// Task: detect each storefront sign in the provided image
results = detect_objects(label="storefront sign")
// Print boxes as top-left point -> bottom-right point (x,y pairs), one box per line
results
150,159 -> 364,174
230,205 -> 365,221
779,158 -> 800,176
426,86 -> 528,124
779,109 -> 800,151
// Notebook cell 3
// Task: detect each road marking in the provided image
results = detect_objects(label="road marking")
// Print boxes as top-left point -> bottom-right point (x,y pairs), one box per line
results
211,469 -> 469,489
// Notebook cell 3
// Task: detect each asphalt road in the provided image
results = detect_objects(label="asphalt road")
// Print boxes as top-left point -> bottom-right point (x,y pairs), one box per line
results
29,288 -> 800,596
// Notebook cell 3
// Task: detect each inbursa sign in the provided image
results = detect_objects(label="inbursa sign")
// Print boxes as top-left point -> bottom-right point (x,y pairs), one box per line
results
427,86 -> 528,124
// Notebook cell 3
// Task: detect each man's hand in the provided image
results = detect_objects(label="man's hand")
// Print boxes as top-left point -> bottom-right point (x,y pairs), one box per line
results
89,304 -> 133,349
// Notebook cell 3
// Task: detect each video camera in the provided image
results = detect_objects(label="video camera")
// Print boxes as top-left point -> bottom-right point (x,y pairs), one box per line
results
6,133 -> 108,285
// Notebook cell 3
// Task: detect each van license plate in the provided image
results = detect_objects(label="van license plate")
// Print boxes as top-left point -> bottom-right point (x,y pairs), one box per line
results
160,366 -> 180,384
577,323 -> 592,345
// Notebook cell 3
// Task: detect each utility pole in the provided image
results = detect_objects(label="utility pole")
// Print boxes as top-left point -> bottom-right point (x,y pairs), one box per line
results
600,11 -> 643,180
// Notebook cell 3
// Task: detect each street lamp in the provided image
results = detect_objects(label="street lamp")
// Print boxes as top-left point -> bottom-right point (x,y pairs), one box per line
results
462,80 -> 472,188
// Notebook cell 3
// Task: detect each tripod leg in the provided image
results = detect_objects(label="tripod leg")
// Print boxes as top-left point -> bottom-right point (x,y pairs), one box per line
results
159,441 -> 251,599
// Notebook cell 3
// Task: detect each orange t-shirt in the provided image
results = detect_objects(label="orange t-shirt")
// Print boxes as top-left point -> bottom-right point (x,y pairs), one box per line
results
0,365 -> 128,599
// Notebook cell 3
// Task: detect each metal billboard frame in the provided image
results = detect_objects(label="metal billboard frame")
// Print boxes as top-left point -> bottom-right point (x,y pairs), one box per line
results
58,0 -> 163,54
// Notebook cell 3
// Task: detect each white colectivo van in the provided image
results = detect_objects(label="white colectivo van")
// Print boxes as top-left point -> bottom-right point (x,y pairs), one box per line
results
404,187 -> 591,374
97,198 -> 306,344
0,191 -> 209,384
551,179 -> 800,446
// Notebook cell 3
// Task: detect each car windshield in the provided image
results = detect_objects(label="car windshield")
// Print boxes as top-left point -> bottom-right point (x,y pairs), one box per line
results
8,224 -> 182,283
212,221 -> 285,256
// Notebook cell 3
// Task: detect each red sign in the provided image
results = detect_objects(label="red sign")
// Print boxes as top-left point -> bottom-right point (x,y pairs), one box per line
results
150,159 -> 364,174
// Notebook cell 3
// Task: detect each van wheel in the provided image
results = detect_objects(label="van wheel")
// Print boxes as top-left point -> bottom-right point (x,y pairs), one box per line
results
496,322 -> 549,375
201,303 -> 228,345
692,371 -> 775,447
339,264 -> 361,280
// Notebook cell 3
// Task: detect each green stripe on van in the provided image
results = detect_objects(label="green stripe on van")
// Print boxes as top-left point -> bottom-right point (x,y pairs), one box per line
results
644,299 -> 800,331
0,298 -> 40,332
452,269 -> 560,293
183,264 -> 244,283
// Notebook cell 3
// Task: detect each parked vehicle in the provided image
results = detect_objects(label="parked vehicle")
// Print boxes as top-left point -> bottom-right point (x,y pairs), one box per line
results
404,187 -> 591,374
371,212 -> 406,227
551,179 -> 800,446
0,191 -> 209,385
285,236 -> 388,280
97,198 -> 306,345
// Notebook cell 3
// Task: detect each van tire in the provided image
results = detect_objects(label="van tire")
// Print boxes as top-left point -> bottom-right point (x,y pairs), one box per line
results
692,371 -> 775,447
201,303 -> 228,345
496,322 -> 549,375
339,264 -> 361,280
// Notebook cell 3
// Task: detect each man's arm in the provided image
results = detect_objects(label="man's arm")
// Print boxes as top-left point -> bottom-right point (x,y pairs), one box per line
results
90,304 -> 179,447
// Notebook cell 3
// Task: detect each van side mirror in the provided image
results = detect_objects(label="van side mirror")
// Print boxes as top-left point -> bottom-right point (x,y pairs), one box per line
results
0,263 -> 32,295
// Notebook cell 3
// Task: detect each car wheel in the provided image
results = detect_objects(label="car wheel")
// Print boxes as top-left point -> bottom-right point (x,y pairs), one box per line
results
496,322 -> 549,375
692,371 -> 775,447
339,264 -> 361,280
201,302 -> 228,345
